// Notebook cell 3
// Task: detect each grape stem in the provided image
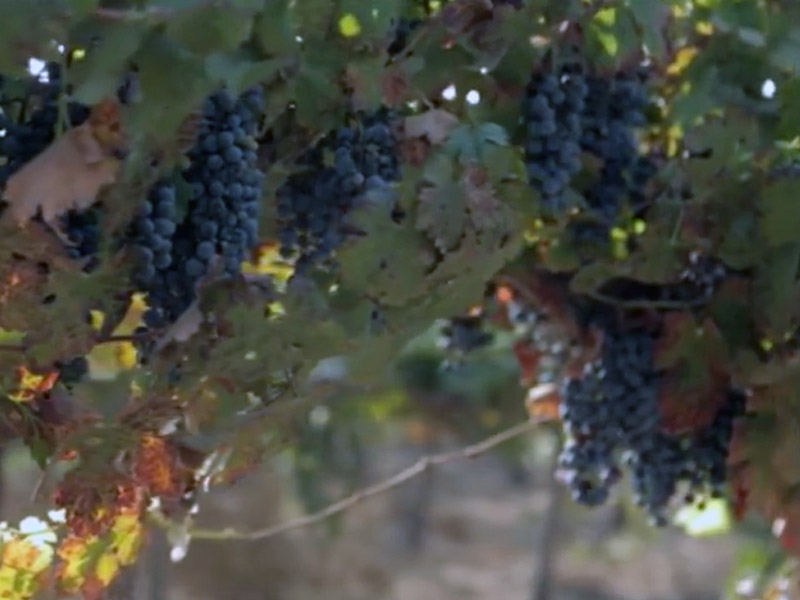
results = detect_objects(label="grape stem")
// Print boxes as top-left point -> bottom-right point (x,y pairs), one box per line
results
149,418 -> 548,542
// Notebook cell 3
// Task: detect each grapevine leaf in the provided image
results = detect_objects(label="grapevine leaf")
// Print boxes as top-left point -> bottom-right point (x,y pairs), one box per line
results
204,52 -> 286,96
70,21 -> 148,104
569,263 -> 621,294
339,204 -> 432,306
403,109 -> 460,145
753,244 -> 800,340
655,313 -> 729,386
289,57 -> 345,130
128,35 -> 215,143
445,122 -> 508,162
345,55 -> 385,111
254,0 -> 298,56
771,27 -> 800,72
777,78 -> 800,138
760,179 -> 800,246
164,4 -> 255,55
0,1 -> 60,74
417,182 -> 466,252
625,0 -> 669,59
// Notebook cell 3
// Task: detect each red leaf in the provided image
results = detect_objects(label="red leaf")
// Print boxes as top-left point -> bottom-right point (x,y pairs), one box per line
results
513,340 -> 540,386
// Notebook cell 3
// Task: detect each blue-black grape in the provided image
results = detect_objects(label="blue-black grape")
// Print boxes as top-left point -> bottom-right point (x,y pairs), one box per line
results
578,70 -> 652,228
523,63 -> 588,213
557,317 -> 746,525
276,108 -> 400,273
130,88 -> 265,327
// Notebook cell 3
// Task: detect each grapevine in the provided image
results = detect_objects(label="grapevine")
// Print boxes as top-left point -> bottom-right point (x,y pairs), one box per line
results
0,1 -> 795,598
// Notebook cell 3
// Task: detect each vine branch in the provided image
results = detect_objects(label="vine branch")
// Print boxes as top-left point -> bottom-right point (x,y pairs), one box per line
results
151,418 -> 546,542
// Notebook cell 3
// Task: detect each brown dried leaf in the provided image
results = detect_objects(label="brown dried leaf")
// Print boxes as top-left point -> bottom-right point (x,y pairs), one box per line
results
381,67 -> 409,107
5,124 -> 122,226
525,382 -> 560,421
512,340 -> 540,386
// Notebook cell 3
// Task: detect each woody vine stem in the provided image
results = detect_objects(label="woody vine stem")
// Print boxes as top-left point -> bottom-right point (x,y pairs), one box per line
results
149,418 -> 546,542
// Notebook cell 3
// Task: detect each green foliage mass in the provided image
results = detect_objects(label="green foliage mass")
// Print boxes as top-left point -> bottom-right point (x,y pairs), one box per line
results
2,0 -> 800,595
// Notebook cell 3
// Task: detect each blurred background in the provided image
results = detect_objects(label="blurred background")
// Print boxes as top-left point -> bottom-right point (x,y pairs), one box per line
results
0,318 -> 786,600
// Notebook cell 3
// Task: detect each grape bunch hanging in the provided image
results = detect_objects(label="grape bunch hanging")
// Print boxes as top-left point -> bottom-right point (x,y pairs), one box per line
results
557,316 -> 745,525
523,62 -> 657,241
276,109 -> 401,274
130,88 -> 265,328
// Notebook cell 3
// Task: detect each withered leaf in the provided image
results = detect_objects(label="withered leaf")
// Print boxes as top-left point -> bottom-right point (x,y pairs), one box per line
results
4,123 -> 122,226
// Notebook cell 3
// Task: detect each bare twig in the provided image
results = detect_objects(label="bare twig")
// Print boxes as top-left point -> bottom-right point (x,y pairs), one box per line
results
151,419 -> 544,542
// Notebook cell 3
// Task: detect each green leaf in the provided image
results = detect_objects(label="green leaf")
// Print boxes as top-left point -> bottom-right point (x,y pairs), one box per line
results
569,263 -> 621,294
205,51 -> 287,93
760,179 -> 800,246
129,35 -> 214,143
777,78 -> 800,138
0,1 -> 62,74
770,27 -> 800,71
754,243 -> 800,339
289,56 -> 344,129
625,0 -> 668,59
445,123 -> 508,162
70,20 -> 148,104
165,4 -> 255,55
346,55 -> 385,110
417,182 -> 466,252
254,0 -> 299,56
338,205 -> 431,306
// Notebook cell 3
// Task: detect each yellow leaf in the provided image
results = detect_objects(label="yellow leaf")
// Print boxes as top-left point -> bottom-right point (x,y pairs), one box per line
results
89,310 -> 105,331
94,553 -> 119,587
114,342 -> 138,370
595,30 -> 618,56
594,7 -> 616,25
109,514 -> 143,566
0,564 -> 37,600
338,13 -> 361,38
56,535 -> 95,593
1,538 -> 52,574
667,47 -> 698,76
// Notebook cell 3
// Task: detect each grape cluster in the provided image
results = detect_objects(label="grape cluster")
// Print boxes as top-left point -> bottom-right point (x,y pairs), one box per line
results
523,65 -> 656,228
558,322 -> 746,524
276,109 -> 400,273
130,88 -> 264,327
579,70 -> 653,227
558,327 -> 660,507
522,64 -> 587,212
62,209 -> 101,259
